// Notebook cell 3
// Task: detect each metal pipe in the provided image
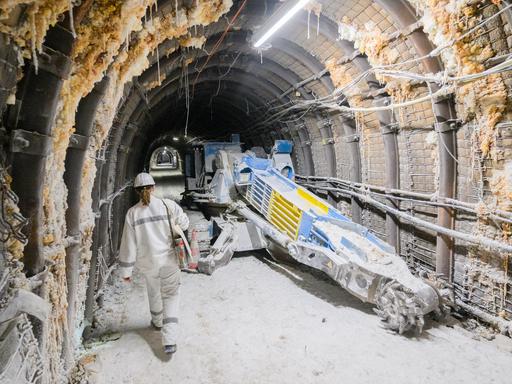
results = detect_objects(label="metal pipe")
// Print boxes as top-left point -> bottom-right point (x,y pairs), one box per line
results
456,300 -> 511,336
301,183 -> 512,255
298,176 -> 512,224
297,175 -> 433,199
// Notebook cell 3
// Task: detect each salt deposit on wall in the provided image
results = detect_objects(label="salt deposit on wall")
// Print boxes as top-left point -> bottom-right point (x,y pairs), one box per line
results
2,0 -> 512,381
0,1 -> 233,382
338,18 -> 399,68
408,0 -> 511,317
407,0 -> 509,158
411,1 -> 511,217
78,0 -> 233,367
0,0 -> 71,60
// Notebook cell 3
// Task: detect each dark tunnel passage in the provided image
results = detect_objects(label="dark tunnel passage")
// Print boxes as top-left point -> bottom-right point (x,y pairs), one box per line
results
2,0 -> 512,382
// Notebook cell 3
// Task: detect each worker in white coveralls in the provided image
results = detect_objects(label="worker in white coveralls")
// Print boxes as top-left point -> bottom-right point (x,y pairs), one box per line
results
119,172 -> 189,355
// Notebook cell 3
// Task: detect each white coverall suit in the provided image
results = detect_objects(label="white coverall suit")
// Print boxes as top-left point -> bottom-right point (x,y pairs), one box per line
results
119,197 -> 189,346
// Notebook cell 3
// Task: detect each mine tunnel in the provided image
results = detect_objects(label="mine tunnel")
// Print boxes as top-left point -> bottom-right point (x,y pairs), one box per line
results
1,0 -> 512,383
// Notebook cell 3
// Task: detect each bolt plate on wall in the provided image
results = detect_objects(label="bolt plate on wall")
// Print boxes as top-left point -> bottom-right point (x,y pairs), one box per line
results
10,129 -> 52,156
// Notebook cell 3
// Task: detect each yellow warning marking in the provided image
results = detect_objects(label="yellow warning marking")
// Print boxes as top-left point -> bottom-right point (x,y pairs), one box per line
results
269,191 -> 302,240
297,188 -> 329,214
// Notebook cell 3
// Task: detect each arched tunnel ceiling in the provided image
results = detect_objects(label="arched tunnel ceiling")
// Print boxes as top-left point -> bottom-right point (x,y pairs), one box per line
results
116,1 -> 348,147
110,0 -> 433,173
2,1 -> 512,382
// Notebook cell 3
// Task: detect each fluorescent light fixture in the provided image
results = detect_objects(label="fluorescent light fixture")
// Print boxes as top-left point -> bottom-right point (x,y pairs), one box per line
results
173,137 -> 179,141
253,0 -> 311,48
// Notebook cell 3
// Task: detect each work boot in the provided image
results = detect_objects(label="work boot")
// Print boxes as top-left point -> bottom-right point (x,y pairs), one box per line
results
150,320 -> 162,330
164,344 -> 177,355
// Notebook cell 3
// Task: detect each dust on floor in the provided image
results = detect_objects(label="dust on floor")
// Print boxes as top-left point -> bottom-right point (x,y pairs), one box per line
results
85,256 -> 512,384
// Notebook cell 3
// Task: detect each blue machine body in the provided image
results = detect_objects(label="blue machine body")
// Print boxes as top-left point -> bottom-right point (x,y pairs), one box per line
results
242,158 -> 394,256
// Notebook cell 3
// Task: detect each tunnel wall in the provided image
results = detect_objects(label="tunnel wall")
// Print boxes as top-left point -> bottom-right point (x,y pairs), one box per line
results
0,1 -> 512,382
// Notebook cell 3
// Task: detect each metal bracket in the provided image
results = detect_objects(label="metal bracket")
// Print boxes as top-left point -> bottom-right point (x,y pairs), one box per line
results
36,45 -> 71,80
388,21 -> 423,41
337,50 -> 365,65
381,122 -> 400,135
10,129 -> 52,156
303,141 -> 312,146
322,137 -> 335,145
322,119 -> 333,128
64,234 -> 81,248
432,91 -> 454,102
295,123 -> 306,132
68,133 -> 89,150
368,87 -> 389,99
126,122 -> 138,131
435,119 -> 461,133
118,145 -> 130,154
342,134 -> 360,143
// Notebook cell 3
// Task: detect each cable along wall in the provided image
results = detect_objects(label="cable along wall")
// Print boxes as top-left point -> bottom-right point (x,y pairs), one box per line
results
1,1 -> 512,382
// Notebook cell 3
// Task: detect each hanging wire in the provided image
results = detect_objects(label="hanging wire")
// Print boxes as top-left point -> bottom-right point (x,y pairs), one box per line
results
184,60 -> 190,137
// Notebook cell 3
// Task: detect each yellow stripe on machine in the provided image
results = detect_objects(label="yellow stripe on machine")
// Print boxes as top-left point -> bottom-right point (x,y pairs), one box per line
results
268,190 -> 302,240
297,188 -> 329,214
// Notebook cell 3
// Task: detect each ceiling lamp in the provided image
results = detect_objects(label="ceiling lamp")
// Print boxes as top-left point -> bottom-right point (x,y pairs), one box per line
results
253,0 -> 311,48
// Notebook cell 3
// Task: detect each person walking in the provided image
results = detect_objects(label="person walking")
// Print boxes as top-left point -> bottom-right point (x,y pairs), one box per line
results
118,172 -> 189,355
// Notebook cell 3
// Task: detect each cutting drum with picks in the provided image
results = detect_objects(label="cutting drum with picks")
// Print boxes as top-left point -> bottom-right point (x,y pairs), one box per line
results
182,135 -> 447,334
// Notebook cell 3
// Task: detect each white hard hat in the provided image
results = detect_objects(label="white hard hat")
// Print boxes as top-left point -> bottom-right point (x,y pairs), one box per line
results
134,172 -> 155,188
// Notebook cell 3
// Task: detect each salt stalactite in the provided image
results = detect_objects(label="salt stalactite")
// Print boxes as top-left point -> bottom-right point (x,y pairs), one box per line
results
35,1 -> 161,381
0,0 -> 71,59
68,0 -> 76,38
30,9 -> 38,74
175,0 -> 179,27
305,1 -> 322,39
406,0 -> 508,157
307,9 -> 310,39
1,0 -> 246,379
156,44 -> 161,86
185,66 -> 190,137
179,35 -> 207,49
317,10 -> 320,36
337,18 -> 398,69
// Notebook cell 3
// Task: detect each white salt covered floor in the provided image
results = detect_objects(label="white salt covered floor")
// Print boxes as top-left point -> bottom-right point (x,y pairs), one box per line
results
86,256 -> 512,384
